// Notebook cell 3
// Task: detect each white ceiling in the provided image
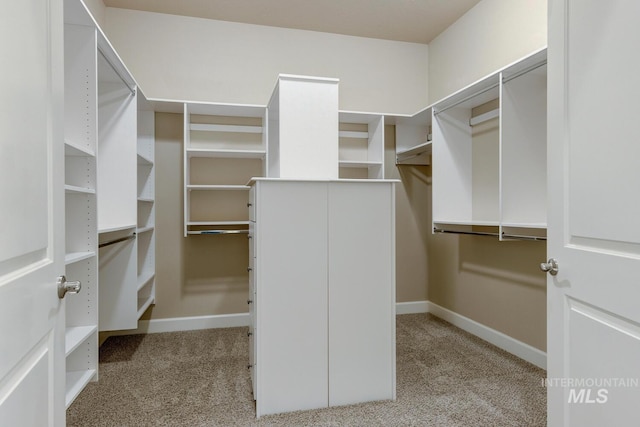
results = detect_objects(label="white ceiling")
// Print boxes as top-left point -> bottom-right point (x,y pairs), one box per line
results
102,0 -> 482,44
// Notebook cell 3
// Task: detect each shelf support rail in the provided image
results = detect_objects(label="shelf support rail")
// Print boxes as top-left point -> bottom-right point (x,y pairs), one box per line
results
433,82 -> 499,116
188,230 -> 250,235
99,234 -> 136,248
98,49 -> 136,96
433,228 -> 499,238
501,60 -> 547,84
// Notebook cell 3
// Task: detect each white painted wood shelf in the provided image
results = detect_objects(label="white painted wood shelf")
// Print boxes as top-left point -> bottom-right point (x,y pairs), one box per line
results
64,251 -> 96,266
65,369 -> 97,408
65,184 -> 95,194
65,325 -> 98,356
186,148 -> 266,159
425,47 -> 548,240
184,102 -> 267,236
63,9 -> 100,408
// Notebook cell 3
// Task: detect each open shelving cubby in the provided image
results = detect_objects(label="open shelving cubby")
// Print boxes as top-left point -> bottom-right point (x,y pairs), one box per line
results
183,102 -> 266,236
63,6 -> 99,408
431,47 -> 547,241
395,106 -> 432,165
136,92 -> 156,318
338,111 -> 384,179
96,30 -> 139,331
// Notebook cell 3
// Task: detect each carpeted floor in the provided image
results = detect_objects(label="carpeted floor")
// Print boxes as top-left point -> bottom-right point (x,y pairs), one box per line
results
67,313 -> 546,426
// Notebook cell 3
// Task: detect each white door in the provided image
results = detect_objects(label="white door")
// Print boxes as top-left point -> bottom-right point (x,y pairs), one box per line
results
547,1 -> 640,425
0,0 -> 65,426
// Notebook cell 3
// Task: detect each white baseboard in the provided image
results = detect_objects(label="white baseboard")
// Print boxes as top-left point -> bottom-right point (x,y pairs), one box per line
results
395,300 -> 429,315
425,301 -> 547,369
101,301 -> 546,370
104,313 -> 250,338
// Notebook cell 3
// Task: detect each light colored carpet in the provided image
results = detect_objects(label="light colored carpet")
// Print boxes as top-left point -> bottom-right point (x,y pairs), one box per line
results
67,314 -> 546,426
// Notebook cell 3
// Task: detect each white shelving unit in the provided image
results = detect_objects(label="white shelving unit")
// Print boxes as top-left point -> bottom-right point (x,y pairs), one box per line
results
248,179 -> 396,418
63,7 -> 99,408
137,93 -> 156,318
395,106 -> 432,165
95,24 -> 140,331
430,48 -> 547,241
338,111 -> 385,179
267,75 -> 339,179
183,102 -> 266,236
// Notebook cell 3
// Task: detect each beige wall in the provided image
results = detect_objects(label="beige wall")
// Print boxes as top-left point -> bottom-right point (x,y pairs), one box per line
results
429,0 -> 547,102
104,8 -> 429,114
99,9 -> 431,321
144,112 -> 253,320
82,0 -> 106,28
427,0 -> 548,351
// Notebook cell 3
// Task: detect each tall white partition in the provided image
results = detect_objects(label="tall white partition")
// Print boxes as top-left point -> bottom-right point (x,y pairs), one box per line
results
500,64 -> 547,239
63,17 -> 99,407
338,112 -> 385,179
267,75 -> 339,179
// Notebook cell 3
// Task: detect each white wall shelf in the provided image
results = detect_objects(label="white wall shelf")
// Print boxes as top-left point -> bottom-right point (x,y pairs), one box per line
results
98,224 -> 136,234
338,111 -> 384,179
63,9 -> 99,407
430,47 -> 547,241
137,225 -> 154,234
396,141 -> 432,164
65,184 -> 96,194
65,251 -> 96,266
65,141 -> 95,157
186,148 -> 266,159
65,369 -> 97,408
190,123 -> 263,134
65,325 -> 98,356
137,153 -> 153,165
187,185 -> 251,191
184,102 -> 266,236
394,106 -> 432,166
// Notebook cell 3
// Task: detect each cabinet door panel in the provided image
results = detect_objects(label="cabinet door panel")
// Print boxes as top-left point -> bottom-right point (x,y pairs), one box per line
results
328,182 -> 396,406
255,181 -> 329,417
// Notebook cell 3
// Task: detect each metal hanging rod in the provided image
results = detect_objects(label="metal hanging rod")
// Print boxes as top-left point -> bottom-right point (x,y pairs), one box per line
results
98,49 -> 136,96
396,150 -> 429,163
433,228 -> 499,238
99,233 -> 136,248
502,60 -> 547,84
188,230 -> 250,235
434,82 -> 499,116
501,233 -> 547,241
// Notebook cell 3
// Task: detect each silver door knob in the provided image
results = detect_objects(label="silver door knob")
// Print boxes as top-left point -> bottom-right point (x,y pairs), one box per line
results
539,258 -> 559,276
57,275 -> 82,299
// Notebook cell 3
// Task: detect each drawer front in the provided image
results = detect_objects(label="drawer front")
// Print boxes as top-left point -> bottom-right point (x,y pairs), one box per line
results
248,185 -> 256,222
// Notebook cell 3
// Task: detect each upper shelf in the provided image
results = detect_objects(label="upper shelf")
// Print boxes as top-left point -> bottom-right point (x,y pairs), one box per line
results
396,141 -> 432,164
190,123 -> 263,134
186,148 -> 266,159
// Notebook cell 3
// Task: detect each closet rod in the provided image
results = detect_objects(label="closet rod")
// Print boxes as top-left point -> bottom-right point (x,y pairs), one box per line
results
501,233 -> 547,241
98,49 -> 136,96
433,228 -> 498,238
188,230 -> 249,235
99,234 -> 136,248
469,108 -> 499,126
396,150 -> 428,163
502,60 -> 547,84
434,82 -> 499,116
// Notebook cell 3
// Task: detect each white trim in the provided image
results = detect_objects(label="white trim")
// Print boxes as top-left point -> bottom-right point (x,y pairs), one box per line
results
395,300 -> 429,315
104,313 -> 250,338
426,301 -> 546,369
99,301 -> 547,370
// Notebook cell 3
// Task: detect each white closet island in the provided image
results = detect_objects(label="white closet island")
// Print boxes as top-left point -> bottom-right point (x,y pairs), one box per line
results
248,178 -> 397,418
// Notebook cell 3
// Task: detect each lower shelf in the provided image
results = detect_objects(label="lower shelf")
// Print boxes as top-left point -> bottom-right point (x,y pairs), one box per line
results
137,294 -> 155,318
65,325 -> 97,356
65,369 -> 96,408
